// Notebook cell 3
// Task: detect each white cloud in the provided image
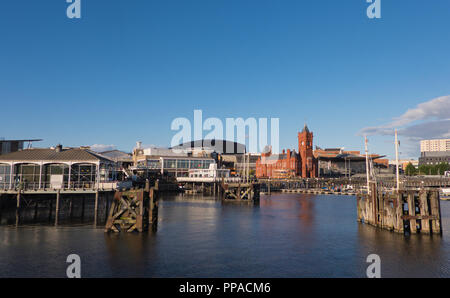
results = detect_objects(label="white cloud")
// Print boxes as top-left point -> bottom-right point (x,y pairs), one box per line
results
358,95 -> 450,157
89,144 -> 117,152
359,95 -> 450,137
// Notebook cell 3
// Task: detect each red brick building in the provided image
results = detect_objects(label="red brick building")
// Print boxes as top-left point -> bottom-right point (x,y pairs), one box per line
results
298,124 -> 317,178
255,124 -> 318,178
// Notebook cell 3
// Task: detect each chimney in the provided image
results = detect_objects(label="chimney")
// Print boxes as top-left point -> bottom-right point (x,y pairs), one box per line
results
55,144 -> 63,152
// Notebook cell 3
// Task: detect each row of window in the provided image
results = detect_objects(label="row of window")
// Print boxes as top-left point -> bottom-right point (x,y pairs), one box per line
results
143,159 -> 215,170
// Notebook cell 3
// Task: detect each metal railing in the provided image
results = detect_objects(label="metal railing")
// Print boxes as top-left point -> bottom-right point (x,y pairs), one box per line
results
0,181 -> 100,191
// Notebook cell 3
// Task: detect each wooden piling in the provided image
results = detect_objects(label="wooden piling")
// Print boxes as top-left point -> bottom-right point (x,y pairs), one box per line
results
407,193 -> 417,234
105,187 -> 158,233
94,191 -> 99,226
81,196 -> 85,218
357,183 -> 442,236
55,190 -> 60,226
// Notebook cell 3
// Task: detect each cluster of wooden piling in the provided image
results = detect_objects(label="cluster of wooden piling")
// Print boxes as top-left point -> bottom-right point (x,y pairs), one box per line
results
0,189 -> 114,227
220,182 -> 260,202
104,182 -> 158,233
357,183 -> 442,235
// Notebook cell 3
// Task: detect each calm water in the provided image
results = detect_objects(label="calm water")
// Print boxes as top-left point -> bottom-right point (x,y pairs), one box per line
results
0,193 -> 449,278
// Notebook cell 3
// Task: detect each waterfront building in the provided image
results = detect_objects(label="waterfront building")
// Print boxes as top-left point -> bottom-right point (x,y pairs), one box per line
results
0,145 -> 117,190
255,124 -> 317,178
255,149 -> 300,178
0,139 -> 42,155
176,163 -> 233,183
389,159 -> 419,170
171,139 -> 246,155
132,143 -> 216,178
314,148 -> 388,177
98,150 -> 133,169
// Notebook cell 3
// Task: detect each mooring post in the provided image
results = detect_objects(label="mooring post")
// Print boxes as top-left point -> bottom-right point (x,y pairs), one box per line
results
394,192 -> 404,233
268,179 -> 271,195
69,197 -> 73,218
407,193 -> 417,234
105,192 -> 110,220
430,191 -> 442,234
0,194 -> 2,222
94,190 -> 99,226
149,188 -> 157,228
48,199 -> 53,221
55,190 -> 60,226
16,192 -> 21,210
419,191 -> 431,234
81,196 -> 85,218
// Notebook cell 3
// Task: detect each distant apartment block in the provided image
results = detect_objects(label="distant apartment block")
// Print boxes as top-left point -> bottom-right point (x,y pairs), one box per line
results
419,139 -> 450,166
420,139 -> 450,152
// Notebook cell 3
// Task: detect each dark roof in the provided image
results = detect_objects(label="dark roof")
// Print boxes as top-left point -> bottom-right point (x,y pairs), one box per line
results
0,139 -> 42,142
317,153 -> 386,162
265,150 -> 298,161
0,148 -> 113,162
171,139 -> 246,154
99,150 -> 133,161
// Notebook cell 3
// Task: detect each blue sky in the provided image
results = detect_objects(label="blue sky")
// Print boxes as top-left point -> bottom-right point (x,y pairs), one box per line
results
1,0 -> 449,159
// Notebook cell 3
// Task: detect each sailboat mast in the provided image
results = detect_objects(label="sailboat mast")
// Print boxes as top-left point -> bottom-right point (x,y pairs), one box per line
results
395,129 -> 400,192
365,136 -> 370,194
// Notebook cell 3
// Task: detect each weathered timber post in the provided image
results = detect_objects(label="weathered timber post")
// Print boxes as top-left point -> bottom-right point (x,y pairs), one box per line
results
105,192 -> 110,220
407,192 -> 417,234
419,191 -> 430,234
48,198 -> 53,221
94,190 -> 99,226
429,191 -> 442,234
149,187 -> 158,229
81,196 -> 85,218
394,192 -> 404,233
16,192 -> 21,210
55,190 -> 60,226
69,197 -> 73,218
34,200 -> 39,220
0,194 -> 3,223
268,180 -> 271,195
237,183 -> 241,201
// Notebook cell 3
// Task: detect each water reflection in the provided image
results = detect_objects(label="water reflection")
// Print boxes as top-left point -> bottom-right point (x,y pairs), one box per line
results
0,193 -> 448,277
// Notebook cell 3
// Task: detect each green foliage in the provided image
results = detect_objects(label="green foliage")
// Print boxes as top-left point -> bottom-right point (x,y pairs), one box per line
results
404,162 -> 417,176
417,163 -> 449,175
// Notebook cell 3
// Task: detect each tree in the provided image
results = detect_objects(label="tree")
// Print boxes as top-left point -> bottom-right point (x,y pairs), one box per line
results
405,162 -> 417,176
436,163 -> 450,176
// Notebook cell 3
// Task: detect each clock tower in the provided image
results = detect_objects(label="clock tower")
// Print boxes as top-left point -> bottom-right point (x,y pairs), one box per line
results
298,124 -> 317,178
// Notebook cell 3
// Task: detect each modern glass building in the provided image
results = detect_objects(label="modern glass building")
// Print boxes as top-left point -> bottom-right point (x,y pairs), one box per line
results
134,156 -> 215,178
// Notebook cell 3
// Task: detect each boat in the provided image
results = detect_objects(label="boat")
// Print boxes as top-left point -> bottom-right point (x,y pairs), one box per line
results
440,188 -> 450,200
